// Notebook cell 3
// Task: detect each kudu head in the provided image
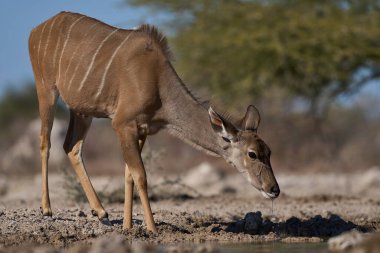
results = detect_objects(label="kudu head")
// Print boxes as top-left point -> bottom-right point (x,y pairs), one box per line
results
208,105 -> 280,199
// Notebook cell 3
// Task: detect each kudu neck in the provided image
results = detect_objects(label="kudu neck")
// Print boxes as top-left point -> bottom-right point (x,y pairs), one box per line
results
161,63 -> 225,157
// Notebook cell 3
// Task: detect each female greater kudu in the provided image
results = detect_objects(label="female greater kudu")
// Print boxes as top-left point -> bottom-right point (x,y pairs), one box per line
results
29,12 -> 280,232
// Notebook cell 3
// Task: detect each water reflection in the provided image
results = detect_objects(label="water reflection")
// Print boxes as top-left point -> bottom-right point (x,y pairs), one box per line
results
219,242 -> 327,253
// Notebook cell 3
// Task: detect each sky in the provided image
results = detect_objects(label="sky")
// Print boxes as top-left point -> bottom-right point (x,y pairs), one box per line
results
0,0 -> 379,101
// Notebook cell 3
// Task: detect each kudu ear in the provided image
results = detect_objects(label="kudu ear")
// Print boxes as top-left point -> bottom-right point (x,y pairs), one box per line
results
208,107 -> 238,142
241,105 -> 261,132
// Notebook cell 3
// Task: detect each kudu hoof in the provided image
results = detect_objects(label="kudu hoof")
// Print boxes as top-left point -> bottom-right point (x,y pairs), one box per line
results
100,217 -> 113,226
40,206 -> 52,217
91,209 -> 109,220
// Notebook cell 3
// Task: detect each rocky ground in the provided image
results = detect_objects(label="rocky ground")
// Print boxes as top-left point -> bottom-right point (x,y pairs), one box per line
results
0,167 -> 380,252
1,195 -> 379,252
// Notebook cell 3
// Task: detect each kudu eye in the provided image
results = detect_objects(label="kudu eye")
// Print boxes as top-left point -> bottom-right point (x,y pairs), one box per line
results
222,137 -> 231,143
248,151 -> 257,160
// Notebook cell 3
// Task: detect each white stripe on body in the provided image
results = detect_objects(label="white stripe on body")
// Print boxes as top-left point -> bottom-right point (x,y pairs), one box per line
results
68,26 -> 115,89
52,38 -> 61,75
36,22 -> 48,85
37,22 -> 48,67
95,31 -> 134,98
78,28 -> 120,91
57,16 -> 86,86
52,14 -> 69,74
64,22 -> 99,90
42,15 -> 58,64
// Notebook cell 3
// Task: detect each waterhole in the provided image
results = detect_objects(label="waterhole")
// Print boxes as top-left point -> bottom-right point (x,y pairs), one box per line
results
219,242 -> 328,253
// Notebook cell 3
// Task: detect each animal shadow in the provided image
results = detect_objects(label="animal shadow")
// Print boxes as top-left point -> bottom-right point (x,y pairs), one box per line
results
225,211 -> 368,238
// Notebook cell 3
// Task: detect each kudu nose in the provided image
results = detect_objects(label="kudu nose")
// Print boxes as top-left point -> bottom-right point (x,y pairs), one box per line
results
270,185 -> 280,197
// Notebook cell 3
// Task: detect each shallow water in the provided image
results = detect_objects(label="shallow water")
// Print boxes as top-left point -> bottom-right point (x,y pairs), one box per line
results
219,242 -> 328,253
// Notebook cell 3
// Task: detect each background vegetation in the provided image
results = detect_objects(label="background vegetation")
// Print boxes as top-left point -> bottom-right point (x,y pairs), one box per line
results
128,0 -> 380,113
1,0 -> 379,175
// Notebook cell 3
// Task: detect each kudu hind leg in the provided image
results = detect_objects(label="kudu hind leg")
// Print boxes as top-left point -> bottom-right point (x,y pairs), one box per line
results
63,112 -> 108,220
124,136 -> 146,229
38,89 -> 58,216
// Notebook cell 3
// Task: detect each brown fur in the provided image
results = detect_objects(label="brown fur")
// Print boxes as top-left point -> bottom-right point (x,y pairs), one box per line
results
29,12 -> 279,233
137,24 -> 172,60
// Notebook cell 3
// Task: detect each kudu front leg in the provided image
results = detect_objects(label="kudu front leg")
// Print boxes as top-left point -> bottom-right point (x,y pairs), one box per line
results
114,123 -> 156,232
124,137 -> 146,229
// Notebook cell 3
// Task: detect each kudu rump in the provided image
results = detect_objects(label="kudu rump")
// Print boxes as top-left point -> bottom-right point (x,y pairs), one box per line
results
29,12 -> 280,232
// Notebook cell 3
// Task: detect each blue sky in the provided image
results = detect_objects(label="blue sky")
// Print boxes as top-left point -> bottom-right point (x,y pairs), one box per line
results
0,1 -> 378,102
0,0 -> 154,95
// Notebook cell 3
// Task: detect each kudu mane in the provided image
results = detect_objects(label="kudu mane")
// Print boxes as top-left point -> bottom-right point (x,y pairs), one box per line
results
137,24 -> 173,61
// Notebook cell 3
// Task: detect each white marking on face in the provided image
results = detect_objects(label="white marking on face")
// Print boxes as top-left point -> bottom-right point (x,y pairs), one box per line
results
261,190 -> 276,199
245,171 -> 252,183
96,31 -> 134,98
230,147 -> 245,173
57,16 -> 86,85
78,28 -> 120,91
261,190 -> 271,199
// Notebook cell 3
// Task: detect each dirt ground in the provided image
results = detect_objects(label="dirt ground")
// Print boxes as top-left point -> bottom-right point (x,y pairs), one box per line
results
0,168 -> 379,252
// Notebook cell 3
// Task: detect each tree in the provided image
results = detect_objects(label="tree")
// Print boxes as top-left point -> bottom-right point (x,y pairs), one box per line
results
126,0 -> 380,112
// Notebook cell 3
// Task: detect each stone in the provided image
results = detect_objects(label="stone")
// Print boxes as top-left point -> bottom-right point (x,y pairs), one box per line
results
77,210 -> 87,217
244,212 -> 262,234
328,229 -> 364,250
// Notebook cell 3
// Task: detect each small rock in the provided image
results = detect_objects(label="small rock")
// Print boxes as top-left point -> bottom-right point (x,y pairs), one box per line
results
355,232 -> 380,253
235,219 -> 245,232
81,228 -> 95,236
89,233 -> 130,253
309,237 -> 323,242
77,210 -> 87,217
270,217 -> 279,223
328,229 -> 364,250
282,237 -> 322,243
321,210 -> 332,218
42,216 -> 54,222
284,217 -> 301,236
261,219 -> 274,234
244,212 -> 262,234
265,232 -> 278,240
209,225 -> 221,233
